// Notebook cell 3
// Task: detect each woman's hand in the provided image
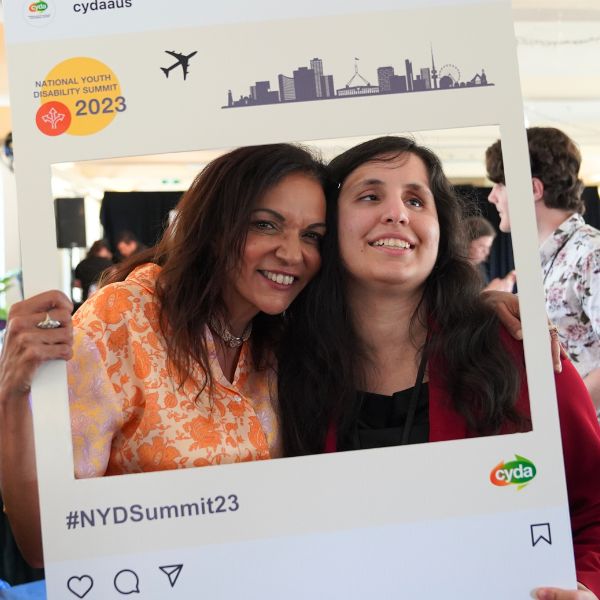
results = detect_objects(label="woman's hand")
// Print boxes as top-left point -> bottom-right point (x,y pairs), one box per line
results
480,289 -> 563,373
0,290 -> 73,568
532,583 -> 598,599
0,290 -> 73,400
481,289 -> 522,339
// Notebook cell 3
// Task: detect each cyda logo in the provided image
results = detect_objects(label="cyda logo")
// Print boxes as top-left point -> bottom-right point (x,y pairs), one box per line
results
490,454 -> 537,490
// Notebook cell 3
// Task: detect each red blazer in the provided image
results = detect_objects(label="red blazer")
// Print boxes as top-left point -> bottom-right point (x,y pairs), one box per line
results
325,331 -> 600,594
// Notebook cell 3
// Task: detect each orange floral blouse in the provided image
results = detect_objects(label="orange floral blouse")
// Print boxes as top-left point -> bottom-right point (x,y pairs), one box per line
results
67,263 -> 281,478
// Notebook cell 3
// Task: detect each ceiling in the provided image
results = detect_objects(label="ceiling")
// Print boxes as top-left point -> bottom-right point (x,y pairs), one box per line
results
0,1 -> 598,193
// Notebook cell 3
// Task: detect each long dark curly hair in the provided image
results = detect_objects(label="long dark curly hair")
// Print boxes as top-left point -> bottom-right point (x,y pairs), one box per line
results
277,136 -> 525,456
103,143 -> 328,390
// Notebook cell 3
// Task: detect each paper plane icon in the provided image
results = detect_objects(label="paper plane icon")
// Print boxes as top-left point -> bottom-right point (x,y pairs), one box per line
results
159,564 -> 183,588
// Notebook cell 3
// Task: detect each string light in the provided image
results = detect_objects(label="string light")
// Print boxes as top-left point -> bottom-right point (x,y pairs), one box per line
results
517,35 -> 600,46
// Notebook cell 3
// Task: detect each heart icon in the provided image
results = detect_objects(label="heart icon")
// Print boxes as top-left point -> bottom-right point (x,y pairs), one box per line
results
67,575 -> 94,598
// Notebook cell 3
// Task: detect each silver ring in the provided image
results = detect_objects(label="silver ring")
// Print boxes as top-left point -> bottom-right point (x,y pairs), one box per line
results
548,324 -> 559,336
36,312 -> 61,329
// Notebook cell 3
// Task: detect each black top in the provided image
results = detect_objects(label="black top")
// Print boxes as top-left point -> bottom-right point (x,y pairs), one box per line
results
339,384 -> 430,451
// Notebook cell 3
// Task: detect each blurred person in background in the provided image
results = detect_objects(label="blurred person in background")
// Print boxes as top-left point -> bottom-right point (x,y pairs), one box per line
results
115,230 -> 146,261
487,126 -> 600,415
73,240 -> 113,304
466,215 -> 496,271
465,215 -> 516,292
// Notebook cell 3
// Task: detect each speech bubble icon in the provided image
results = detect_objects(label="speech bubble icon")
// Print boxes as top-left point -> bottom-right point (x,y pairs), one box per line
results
114,569 -> 140,595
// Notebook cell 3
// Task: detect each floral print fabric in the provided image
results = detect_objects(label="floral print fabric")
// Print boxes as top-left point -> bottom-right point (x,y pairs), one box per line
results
541,213 -> 600,380
67,263 -> 281,478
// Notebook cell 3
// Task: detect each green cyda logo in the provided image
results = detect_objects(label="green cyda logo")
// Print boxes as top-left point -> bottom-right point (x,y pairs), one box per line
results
490,455 -> 536,489
29,1 -> 49,12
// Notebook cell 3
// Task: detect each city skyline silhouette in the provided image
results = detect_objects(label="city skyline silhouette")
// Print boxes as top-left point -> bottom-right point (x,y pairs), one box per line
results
223,45 -> 492,109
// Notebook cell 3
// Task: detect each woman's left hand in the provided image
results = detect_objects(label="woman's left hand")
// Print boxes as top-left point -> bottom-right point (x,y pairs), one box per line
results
532,584 -> 598,599
480,289 -> 522,340
481,289 -> 563,373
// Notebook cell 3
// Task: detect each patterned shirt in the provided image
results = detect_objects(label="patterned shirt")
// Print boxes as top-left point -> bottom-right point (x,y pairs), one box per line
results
541,213 -> 600,379
67,263 -> 281,478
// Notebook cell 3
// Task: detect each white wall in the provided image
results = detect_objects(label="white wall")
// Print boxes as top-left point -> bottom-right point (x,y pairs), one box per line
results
0,160 -> 22,308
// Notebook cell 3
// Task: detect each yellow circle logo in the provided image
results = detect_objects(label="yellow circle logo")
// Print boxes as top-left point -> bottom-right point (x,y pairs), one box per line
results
37,57 -> 125,136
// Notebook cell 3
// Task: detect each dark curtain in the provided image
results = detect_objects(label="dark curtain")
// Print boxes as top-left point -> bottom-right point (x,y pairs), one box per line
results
583,186 -> 600,229
100,191 -> 183,253
455,185 -> 600,282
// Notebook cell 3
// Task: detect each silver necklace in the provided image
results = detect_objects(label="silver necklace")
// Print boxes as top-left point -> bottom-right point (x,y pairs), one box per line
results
209,316 -> 252,348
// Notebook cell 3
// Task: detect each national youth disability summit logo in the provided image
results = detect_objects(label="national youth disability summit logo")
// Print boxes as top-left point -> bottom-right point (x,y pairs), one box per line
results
490,455 -> 537,490
34,57 -> 126,137
24,1 -> 56,26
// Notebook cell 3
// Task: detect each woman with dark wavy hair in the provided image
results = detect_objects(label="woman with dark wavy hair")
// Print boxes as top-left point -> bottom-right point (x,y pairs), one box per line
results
0,143 -> 328,565
277,136 -> 600,599
278,136 -> 526,453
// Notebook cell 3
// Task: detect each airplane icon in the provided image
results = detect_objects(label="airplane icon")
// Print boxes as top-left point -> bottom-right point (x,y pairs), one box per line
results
161,50 -> 198,80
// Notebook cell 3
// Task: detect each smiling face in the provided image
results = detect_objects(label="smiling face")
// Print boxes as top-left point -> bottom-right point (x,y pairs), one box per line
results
224,172 -> 326,328
488,183 -> 511,232
337,153 -> 440,296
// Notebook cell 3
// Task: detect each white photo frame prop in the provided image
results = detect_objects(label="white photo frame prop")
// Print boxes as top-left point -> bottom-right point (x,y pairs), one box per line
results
4,1 -> 577,598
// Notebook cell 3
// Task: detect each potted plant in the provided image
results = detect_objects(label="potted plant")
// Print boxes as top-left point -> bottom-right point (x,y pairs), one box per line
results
0,271 -> 19,331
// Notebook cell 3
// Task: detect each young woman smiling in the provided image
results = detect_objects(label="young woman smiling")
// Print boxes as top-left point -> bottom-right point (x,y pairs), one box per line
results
277,136 -> 600,599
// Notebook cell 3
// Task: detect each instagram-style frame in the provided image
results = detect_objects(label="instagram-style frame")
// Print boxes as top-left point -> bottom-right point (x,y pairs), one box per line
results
4,1 -> 577,598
